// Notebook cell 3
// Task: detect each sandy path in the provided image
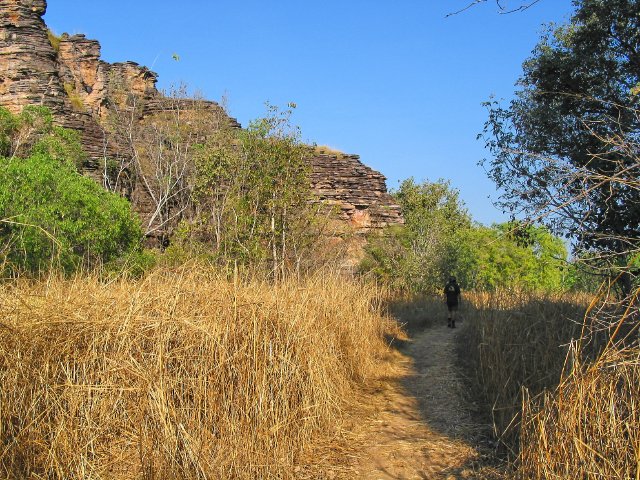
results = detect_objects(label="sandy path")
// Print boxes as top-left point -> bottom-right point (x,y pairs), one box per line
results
347,317 -> 495,479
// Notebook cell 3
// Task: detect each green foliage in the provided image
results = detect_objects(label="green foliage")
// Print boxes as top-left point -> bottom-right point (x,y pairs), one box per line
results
452,223 -> 568,291
0,153 -> 142,274
361,176 -> 568,292
47,29 -> 62,53
481,0 -> 640,293
103,249 -> 158,278
0,106 -> 86,167
63,83 -> 85,111
360,178 -> 471,293
32,126 -> 85,167
0,105 -> 141,275
0,110 -> 16,157
189,103 -> 315,276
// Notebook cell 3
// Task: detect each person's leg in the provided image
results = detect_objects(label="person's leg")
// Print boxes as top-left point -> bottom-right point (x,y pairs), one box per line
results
451,304 -> 457,328
447,304 -> 452,327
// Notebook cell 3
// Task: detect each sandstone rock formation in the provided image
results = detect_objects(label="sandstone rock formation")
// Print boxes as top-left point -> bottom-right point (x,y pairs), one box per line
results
310,153 -> 402,230
0,0 -> 402,238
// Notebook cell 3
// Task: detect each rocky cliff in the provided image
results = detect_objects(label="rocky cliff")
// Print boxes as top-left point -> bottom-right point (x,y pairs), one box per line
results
0,0 -> 402,236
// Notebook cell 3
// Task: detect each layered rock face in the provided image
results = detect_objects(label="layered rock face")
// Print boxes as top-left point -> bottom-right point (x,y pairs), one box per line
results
310,153 -> 402,230
0,0 -> 402,236
0,0 -> 64,114
0,0 -> 131,177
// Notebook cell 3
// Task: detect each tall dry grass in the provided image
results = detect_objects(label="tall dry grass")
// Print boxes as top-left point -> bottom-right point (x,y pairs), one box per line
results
461,289 -> 640,478
459,291 -> 588,451
0,265 -> 398,479
519,346 -> 640,479
385,293 -> 444,334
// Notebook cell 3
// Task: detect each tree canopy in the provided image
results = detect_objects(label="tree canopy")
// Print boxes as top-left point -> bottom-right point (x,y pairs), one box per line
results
360,178 -> 568,292
0,106 -> 142,274
452,222 -> 568,291
481,0 -> 640,293
360,178 -> 470,293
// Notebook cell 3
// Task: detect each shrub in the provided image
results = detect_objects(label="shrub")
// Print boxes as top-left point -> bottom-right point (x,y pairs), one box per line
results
0,105 -> 85,167
63,83 -> 85,111
47,29 -> 62,53
0,153 -> 142,274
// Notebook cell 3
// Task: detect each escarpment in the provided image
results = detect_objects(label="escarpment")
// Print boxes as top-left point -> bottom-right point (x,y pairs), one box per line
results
0,0 -> 403,239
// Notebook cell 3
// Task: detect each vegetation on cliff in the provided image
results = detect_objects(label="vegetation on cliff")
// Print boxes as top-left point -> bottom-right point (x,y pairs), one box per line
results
188,102 -> 321,278
0,106 -> 142,274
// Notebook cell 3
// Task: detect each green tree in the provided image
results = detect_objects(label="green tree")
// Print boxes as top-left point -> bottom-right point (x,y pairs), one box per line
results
0,107 -> 142,274
452,223 -> 568,291
189,103 -> 315,278
361,178 -> 471,293
481,0 -> 640,295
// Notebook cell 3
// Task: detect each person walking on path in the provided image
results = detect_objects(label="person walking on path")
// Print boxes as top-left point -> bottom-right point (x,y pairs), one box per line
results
444,276 -> 461,328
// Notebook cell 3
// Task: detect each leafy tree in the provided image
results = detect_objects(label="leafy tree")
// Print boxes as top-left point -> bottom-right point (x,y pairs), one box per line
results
106,77 -> 325,275
189,103 -> 315,278
481,0 -> 640,295
452,222 -> 568,291
360,178 -> 569,292
361,178 -> 471,293
0,107 -> 142,274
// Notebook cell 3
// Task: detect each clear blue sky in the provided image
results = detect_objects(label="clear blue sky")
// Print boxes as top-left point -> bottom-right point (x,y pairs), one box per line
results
44,0 -> 575,226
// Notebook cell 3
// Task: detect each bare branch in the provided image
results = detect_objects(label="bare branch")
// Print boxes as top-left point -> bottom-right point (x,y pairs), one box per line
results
447,0 -> 542,17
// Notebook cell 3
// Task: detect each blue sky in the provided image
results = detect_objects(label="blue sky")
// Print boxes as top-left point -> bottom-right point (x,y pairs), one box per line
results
44,0 -> 575,226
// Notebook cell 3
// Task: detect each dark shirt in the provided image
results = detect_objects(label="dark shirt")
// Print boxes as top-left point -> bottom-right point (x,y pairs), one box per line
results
444,281 -> 461,305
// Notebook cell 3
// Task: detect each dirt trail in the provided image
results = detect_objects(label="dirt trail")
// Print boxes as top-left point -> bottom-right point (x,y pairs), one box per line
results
347,317 -> 495,479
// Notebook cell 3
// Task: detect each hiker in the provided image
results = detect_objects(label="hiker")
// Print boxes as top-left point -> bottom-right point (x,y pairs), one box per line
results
444,276 -> 461,328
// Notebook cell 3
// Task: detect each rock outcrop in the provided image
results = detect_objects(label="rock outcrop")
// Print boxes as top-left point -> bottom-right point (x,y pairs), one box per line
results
0,0 -> 65,115
310,153 -> 402,230
0,0 -> 403,237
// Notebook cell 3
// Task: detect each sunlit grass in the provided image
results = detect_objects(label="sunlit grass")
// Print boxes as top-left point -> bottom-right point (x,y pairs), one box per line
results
0,264 -> 398,478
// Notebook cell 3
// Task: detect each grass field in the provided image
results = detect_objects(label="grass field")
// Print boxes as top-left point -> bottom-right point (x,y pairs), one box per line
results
459,289 -> 640,478
0,265 -> 400,479
2,269 -> 637,479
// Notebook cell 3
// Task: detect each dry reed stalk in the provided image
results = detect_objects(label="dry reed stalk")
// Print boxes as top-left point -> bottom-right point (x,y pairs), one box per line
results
519,347 -> 640,479
460,290 -> 588,450
385,293 -> 444,334
0,265 -> 396,479
461,288 -> 640,478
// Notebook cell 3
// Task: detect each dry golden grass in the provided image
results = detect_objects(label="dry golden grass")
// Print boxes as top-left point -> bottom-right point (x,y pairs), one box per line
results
385,293 -> 444,334
459,291 -> 589,449
0,265 -> 398,479
465,292 -> 587,442
460,289 -> 640,478
520,346 -> 640,479
313,145 -> 346,157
